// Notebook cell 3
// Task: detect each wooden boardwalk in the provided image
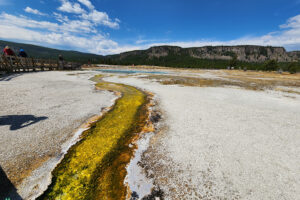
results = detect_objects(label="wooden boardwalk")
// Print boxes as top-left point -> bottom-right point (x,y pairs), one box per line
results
0,55 -> 81,73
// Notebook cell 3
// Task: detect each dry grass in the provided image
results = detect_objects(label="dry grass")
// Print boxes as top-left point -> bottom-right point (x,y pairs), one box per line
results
142,70 -> 300,93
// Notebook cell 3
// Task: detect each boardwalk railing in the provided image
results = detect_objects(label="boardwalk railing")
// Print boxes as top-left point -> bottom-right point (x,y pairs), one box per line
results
0,55 -> 82,73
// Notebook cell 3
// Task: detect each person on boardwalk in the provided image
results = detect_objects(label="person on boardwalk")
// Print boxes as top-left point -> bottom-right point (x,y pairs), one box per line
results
2,46 -> 15,56
18,49 -> 28,58
58,54 -> 64,69
58,54 -> 64,62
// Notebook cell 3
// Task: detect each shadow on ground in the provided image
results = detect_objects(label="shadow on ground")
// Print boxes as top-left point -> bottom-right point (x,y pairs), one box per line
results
0,166 -> 22,200
0,73 -> 23,82
0,115 -> 48,131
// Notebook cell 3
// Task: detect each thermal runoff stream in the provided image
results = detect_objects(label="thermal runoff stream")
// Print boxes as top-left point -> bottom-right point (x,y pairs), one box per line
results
38,74 -> 152,200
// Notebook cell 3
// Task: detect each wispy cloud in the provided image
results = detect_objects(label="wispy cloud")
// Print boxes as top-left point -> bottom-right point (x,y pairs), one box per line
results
24,7 -> 47,16
0,0 -> 121,54
0,13 -> 96,34
53,12 -> 70,23
78,0 -> 94,10
1,0 -> 300,55
136,38 -> 167,45
58,0 -> 86,14
56,0 -> 119,29
0,23 -> 118,54
81,10 -> 119,29
136,14 -> 300,51
280,14 -> 300,29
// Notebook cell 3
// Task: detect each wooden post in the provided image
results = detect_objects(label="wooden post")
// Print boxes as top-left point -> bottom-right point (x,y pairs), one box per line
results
40,59 -> 45,71
19,57 -> 25,72
25,58 -> 30,72
14,56 -> 22,72
31,57 -> 36,72
48,59 -> 52,70
7,56 -> 14,72
0,56 -> 4,72
1,56 -> 7,72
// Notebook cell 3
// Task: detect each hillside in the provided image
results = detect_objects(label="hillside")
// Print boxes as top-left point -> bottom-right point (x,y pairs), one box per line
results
1,40 -> 299,71
288,51 -> 300,60
102,45 -> 300,71
107,45 -> 299,62
0,40 -> 103,63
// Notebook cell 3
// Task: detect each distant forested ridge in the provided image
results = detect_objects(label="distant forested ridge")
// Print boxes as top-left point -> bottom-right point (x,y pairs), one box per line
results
0,40 -> 103,63
1,40 -> 299,72
102,45 -> 300,72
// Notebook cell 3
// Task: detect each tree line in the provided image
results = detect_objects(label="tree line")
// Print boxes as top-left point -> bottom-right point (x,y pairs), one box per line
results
100,53 -> 300,74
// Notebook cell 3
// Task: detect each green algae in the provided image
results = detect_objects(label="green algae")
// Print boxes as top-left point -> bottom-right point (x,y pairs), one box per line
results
38,75 -> 149,200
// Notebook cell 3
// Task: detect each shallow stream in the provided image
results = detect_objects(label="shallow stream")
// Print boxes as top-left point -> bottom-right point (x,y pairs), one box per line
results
38,74 -> 152,200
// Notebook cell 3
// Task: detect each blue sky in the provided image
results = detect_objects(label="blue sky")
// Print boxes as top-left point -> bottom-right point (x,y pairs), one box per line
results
0,0 -> 300,55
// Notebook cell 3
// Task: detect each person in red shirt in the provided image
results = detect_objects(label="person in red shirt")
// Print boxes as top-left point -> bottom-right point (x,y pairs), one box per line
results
2,46 -> 15,56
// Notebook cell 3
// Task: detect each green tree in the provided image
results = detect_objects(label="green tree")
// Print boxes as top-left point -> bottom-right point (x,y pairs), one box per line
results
263,60 -> 278,71
287,62 -> 298,74
229,55 -> 238,67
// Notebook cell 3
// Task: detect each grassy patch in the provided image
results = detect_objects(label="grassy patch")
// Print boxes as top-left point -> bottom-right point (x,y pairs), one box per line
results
143,72 -> 300,92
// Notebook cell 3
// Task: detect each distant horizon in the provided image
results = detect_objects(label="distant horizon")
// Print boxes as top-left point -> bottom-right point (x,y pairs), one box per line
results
1,0 -> 300,55
2,39 -> 299,56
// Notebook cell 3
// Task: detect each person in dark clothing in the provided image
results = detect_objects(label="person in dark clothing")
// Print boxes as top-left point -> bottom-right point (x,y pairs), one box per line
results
2,46 -> 15,56
18,49 -> 28,58
58,55 -> 64,61
58,54 -> 64,69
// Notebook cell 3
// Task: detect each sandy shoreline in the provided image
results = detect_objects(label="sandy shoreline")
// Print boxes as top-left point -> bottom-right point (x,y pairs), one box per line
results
0,71 -> 116,199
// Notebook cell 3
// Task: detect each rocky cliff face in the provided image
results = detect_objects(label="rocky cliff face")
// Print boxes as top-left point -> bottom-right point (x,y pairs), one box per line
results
288,51 -> 300,61
188,46 -> 292,62
116,45 -> 298,63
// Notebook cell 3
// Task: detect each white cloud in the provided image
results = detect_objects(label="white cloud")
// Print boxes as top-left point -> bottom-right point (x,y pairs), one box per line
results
24,7 -> 46,16
0,0 -> 121,55
104,45 -> 142,55
0,13 -> 97,34
136,39 -> 163,45
62,19 -> 97,33
78,0 -> 94,10
138,14 -> 300,51
58,0 -> 85,14
280,14 -> 300,29
0,23 -> 119,55
53,12 -> 69,22
2,3 -> 300,56
81,10 -> 119,29
56,0 -> 119,29
0,12 -> 122,55
0,13 -> 59,31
